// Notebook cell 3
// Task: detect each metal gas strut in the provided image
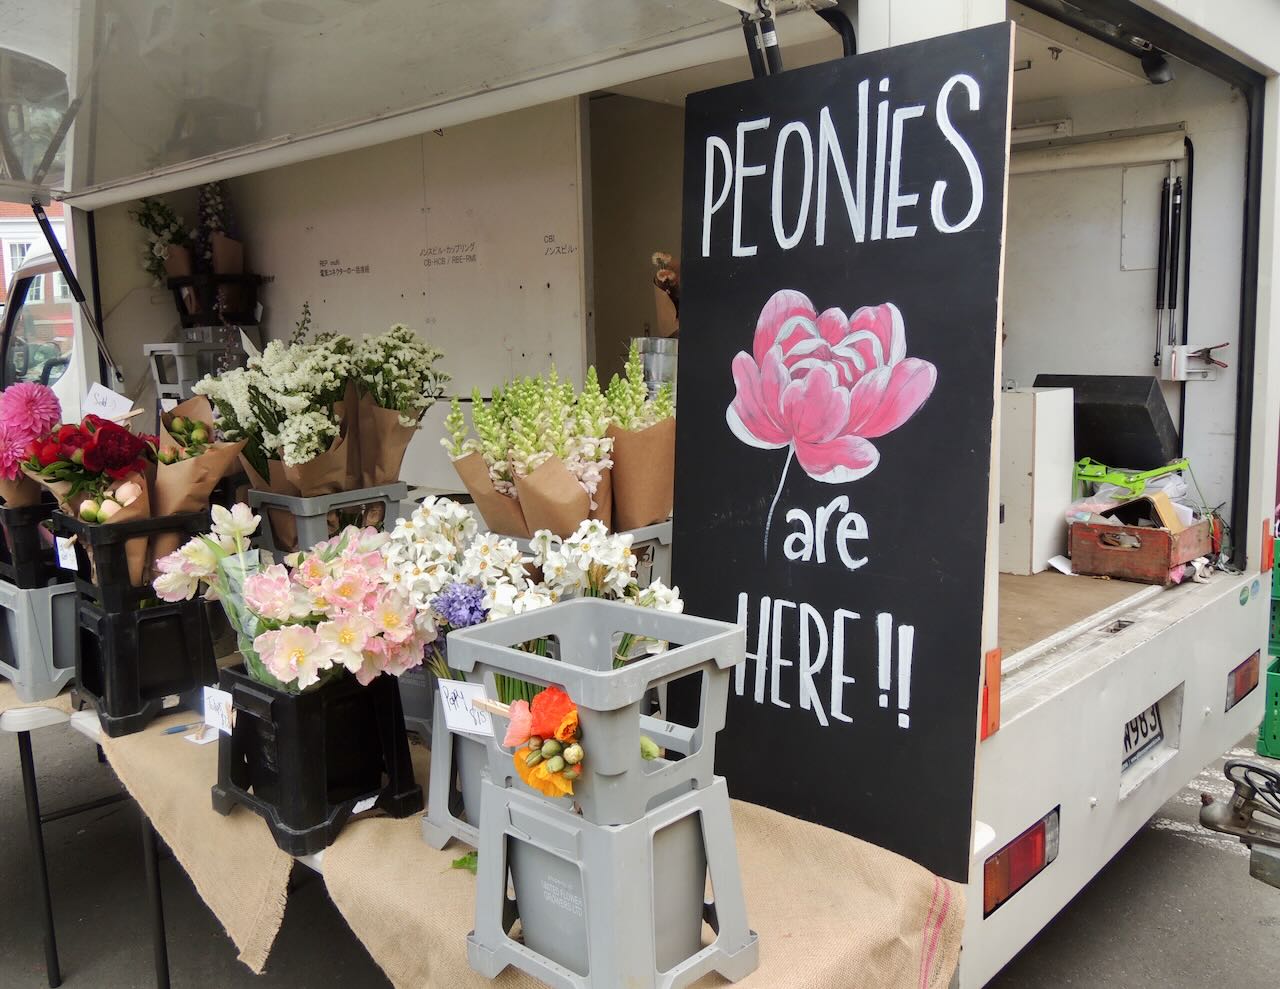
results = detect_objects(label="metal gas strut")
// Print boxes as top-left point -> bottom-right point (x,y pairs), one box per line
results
1200,760 -> 1280,889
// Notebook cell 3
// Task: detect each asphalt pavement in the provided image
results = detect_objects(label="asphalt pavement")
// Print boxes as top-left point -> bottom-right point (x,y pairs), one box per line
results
0,722 -> 1276,988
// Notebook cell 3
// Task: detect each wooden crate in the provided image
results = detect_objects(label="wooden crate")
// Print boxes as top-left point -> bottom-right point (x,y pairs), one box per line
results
1069,519 -> 1213,585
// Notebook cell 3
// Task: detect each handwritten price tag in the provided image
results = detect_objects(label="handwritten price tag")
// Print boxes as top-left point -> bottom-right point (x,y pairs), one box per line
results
83,383 -> 134,420
438,680 -> 494,738
54,536 -> 78,571
203,686 -> 235,735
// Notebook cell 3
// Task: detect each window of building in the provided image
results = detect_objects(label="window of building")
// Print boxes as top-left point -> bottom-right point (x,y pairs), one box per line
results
54,273 -> 71,301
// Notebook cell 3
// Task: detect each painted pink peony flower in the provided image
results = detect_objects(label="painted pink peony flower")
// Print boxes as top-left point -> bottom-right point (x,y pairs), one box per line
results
0,383 -> 61,444
727,290 -> 937,553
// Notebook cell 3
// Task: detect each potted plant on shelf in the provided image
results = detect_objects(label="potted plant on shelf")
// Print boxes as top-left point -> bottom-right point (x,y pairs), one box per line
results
155,507 -> 427,854
130,197 -> 197,313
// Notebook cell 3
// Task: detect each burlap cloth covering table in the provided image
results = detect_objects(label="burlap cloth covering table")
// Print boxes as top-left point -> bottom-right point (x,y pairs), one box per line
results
84,716 -> 962,987
0,681 -> 74,716
97,710 -> 293,973
322,748 -> 964,989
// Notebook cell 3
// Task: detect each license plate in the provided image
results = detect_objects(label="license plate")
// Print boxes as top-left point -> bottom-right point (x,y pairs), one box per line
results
1122,702 -> 1164,771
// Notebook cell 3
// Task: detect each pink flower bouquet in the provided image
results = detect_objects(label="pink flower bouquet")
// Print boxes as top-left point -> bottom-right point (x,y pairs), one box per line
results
154,503 -> 435,692
0,382 -> 61,507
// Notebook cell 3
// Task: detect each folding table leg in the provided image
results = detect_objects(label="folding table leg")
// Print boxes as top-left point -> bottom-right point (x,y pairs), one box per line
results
18,730 -> 61,988
139,805 -> 170,989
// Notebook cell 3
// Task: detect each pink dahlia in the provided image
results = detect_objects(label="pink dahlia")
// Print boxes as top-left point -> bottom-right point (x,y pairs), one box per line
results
0,422 -> 24,480
0,383 -> 61,444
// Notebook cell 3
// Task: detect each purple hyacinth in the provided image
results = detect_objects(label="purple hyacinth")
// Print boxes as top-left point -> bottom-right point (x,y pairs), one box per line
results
433,581 -> 488,630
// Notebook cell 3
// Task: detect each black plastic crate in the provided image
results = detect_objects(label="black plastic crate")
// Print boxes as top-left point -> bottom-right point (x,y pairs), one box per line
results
76,597 -> 216,737
51,510 -> 210,611
0,500 -> 61,589
212,664 -> 423,856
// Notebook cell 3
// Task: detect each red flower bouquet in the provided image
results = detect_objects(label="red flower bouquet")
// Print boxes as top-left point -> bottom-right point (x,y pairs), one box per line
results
23,416 -> 155,499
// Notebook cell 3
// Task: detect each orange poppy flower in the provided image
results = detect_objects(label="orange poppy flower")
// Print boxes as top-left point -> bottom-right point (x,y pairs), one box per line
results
553,709 -> 579,744
529,686 -> 576,739
512,746 -> 575,798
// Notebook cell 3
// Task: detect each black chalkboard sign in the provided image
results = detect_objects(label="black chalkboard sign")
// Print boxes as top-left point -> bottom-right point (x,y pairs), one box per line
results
671,23 -> 1012,882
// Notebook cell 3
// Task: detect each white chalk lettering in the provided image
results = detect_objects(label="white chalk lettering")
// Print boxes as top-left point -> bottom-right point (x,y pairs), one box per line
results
702,136 -> 733,257
931,73 -> 984,234
780,496 -> 870,571
732,117 -> 771,257
771,121 -> 814,250
696,71 -> 987,255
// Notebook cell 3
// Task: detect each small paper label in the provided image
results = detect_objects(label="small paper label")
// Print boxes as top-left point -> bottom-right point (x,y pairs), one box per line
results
184,726 -> 220,745
162,693 -> 181,710
55,536 -> 77,571
83,382 -> 134,420
352,795 -> 378,814
438,681 -> 494,737
203,686 -> 235,734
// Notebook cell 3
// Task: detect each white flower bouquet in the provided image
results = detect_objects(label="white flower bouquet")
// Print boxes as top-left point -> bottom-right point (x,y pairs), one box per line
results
354,324 -> 450,486
382,499 -> 682,702
196,319 -> 449,548
605,341 -> 677,530
443,366 -> 615,538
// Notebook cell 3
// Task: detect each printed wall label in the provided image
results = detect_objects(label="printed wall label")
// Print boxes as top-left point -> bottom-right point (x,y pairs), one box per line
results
672,23 -> 1013,881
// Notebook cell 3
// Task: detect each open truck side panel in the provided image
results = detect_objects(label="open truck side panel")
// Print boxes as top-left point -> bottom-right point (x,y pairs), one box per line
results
3,2 -> 1279,986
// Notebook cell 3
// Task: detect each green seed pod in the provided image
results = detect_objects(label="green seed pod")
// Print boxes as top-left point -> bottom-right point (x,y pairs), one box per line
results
562,743 -> 584,765
546,755 -> 566,773
562,766 -> 581,781
524,750 -> 544,767
540,739 -> 562,758
527,735 -> 544,750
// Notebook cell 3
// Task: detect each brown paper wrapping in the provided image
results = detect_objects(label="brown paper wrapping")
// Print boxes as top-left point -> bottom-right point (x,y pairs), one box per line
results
95,472 -> 152,587
163,245 -> 197,314
0,475 -> 43,508
357,393 -> 416,487
160,395 -> 242,482
607,417 -> 675,531
653,284 -> 679,338
150,440 -> 246,564
241,454 -> 301,552
20,467 -> 89,518
282,433 -> 353,497
451,453 -> 530,538
515,457 -> 593,538
211,233 -> 244,310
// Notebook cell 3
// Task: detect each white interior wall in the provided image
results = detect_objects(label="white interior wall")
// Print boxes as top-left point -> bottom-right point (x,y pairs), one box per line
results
224,99 -> 589,490
1003,62 -> 1248,515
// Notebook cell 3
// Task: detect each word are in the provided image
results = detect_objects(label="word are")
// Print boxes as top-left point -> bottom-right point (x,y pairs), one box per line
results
734,592 -> 915,729
782,494 -> 868,570
701,73 -> 985,257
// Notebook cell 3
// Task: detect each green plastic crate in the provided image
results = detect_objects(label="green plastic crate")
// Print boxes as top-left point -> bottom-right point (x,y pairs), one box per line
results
1271,599 -> 1280,657
1259,657 -> 1280,760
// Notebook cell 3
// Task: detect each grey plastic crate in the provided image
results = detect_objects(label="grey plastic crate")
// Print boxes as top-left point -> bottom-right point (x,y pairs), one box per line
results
0,581 -> 77,702
453,598 -> 757,987
448,597 -> 739,826
248,482 -> 409,559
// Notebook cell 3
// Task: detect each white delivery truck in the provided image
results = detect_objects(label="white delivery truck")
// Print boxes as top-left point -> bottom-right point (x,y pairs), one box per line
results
2,2 -> 1277,985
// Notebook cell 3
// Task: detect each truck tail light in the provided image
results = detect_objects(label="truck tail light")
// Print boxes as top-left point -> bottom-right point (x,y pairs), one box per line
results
983,807 -> 1060,917
1226,651 -> 1260,712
